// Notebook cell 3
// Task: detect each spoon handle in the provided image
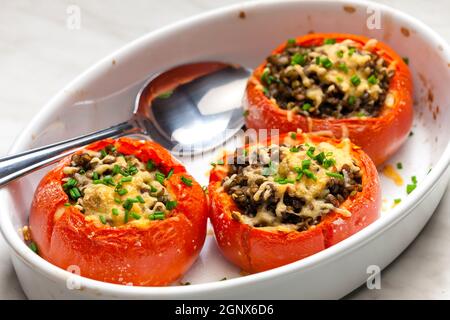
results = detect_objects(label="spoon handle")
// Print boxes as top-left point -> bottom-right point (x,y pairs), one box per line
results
0,119 -> 142,187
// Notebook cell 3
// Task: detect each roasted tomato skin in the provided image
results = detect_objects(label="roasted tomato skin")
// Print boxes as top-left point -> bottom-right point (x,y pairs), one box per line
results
30,138 -> 208,286
244,33 -> 413,166
208,133 -> 381,273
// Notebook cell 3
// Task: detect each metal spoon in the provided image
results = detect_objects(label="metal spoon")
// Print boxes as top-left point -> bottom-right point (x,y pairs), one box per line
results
0,62 -> 251,187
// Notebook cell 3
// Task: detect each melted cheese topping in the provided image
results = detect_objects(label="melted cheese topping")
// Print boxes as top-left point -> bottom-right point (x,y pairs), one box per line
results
230,138 -> 359,231
299,39 -> 382,109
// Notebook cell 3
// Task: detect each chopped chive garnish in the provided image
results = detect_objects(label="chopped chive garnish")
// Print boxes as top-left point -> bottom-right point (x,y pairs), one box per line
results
110,146 -> 117,153
78,169 -> 86,175
217,159 -> 224,165
29,242 -> 38,253
136,195 -> 145,204
112,208 -> 119,216
394,198 -> 402,204
93,180 -> 104,185
326,172 -> 344,179
368,74 -> 378,85
289,146 -> 300,153
402,57 -> 409,65
155,172 -> 165,185
291,53 -> 306,66
92,172 -> 99,180
131,212 -> 141,220
324,38 -> 336,45
112,165 -> 121,176
146,160 -> 155,171
396,162 -> 403,170
302,159 -> 311,169
210,162 -> 216,167
274,177 -> 294,184
336,76 -> 344,83
287,38 -> 296,45
323,158 -> 336,169
121,176 -> 132,183
296,171 -> 304,181
124,198 -> 139,210
306,146 -> 316,158
406,184 -> 416,194
124,210 -> 129,223
128,165 -> 138,176
100,149 -> 107,159
157,91 -> 173,99
117,188 -> 128,196
99,215 -> 107,225
348,95 -> 356,106
63,178 -> 78,189
261,68 -> 271,83
290,132 -> 297,140
348,47 -> 356,56
302,103 -> 312,111
262,87 -> 269,96
336,50 -> 344,58
321,57 -> 333,69
411,176 -> 418,184
114,198 -> 122,204
103,175 -> 115,186
314,152 -> 326,165
181,176 -> 193,186
64,203 -> 71,207
150,185 -> 158,193
166,168 -> 174,179
303,169 -> 317,181
149,212 -> 165,220
350,75 -> 361,86
166,201 -> 177,210
338,63 -> 348,73
315,56 -> 321,65
69,187 -> 81,200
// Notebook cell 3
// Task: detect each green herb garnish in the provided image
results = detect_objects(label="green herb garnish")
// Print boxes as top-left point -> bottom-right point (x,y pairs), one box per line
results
181,176 -> 193,186
158,91 -> 173,99
166,201 -> 178,210
350,75 -> 361,86
326,172 -> 344,179
368,74 -> 378,85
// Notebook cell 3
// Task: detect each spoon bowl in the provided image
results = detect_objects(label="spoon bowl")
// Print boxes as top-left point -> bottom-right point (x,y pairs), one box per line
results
0,62 -> 251,186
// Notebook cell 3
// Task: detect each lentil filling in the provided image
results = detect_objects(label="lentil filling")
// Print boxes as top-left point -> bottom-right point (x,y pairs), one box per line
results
260,38 -> 395,118
61,144 -> 177,227
221,139 -> 362,231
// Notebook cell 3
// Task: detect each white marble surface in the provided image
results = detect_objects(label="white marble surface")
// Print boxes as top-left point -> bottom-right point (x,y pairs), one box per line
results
0,0 -> 448,299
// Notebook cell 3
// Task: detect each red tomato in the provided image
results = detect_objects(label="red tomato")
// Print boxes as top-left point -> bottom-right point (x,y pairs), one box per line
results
30,138 -> 208,286
244,33 -> 413,166
208,133 -> 381,273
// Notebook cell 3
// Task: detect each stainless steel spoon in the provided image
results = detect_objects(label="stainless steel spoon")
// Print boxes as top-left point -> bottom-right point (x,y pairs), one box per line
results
0,62 -> 251,187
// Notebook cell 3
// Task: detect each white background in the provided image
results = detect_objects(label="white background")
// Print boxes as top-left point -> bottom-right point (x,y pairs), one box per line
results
0,0 -> 449,299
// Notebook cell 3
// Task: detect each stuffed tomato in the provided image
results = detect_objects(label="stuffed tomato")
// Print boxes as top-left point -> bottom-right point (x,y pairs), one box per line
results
209,132 -> 380,273
244,33 -> 413,166
30,138 -> 208,286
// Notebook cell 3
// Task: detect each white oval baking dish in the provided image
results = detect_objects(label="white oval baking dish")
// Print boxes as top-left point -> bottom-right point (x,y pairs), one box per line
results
0,0 -> 449,299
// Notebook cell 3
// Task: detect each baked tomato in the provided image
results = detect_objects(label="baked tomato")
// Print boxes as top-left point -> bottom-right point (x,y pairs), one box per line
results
30,138 -> 208,286
244,33 -> 413,166
209,132 -> 380,273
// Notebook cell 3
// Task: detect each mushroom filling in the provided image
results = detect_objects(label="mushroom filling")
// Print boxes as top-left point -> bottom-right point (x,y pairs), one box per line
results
260,38 -> 395,118
222,140 -> 362,231
61,145 -> 177,227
